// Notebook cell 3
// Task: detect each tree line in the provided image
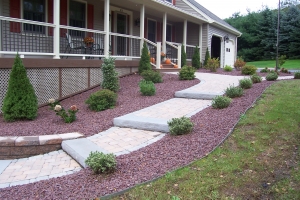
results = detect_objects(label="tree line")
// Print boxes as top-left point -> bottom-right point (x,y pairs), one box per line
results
225,1 -> 300,62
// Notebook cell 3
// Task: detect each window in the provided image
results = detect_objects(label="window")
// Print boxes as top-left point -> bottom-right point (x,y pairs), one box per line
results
69,0 -> 86,37
166,24 -> 172,42
148,20 -> 156,42
165,0 -> 173,3
226,48 -> 230,52
23,0 -> 45,33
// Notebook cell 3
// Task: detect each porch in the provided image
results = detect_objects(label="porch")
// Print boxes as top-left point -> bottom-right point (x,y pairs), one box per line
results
0,0 -> 205,69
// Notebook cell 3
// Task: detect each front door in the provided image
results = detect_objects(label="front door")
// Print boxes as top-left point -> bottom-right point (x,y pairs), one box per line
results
115,13 -> 127,55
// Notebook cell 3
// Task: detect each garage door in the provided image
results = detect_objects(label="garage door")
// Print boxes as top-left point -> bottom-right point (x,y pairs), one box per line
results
224,41 -> 235,67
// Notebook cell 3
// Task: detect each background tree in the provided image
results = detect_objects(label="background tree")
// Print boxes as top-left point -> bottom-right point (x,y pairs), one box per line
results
139,42 -> 151,73
2,54 -> 38,121
192,46 -> 201,69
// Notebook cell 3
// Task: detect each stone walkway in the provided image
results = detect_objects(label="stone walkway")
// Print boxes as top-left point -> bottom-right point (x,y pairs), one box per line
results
0,72 -> 294,189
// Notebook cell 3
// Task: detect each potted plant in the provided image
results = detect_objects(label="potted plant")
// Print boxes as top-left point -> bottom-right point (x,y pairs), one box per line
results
84,36 -> 94,47
161,52 -> 166,62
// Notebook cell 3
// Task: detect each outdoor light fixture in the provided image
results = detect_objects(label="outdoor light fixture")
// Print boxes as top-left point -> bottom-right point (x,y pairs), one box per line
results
224,35 -> 229,43
135,18 -> 140,27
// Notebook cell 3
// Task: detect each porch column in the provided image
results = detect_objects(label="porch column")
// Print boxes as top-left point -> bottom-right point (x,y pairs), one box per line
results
104,0 -> 110,57
53,0 -> 60,59
0,0 -> 3,57
199,24 -> 203,62
156,42 -> 161,69
177,44 -> 182,68
162,12 -> 167,54
220,38 -> 224,68
183,20 -> 187,52
140,4 -> 145,55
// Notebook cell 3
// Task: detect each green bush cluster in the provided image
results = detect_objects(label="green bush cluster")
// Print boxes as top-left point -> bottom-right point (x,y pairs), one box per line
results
101,56 -> 119,92
85,151 -> 117,174
141,70 -> 163,83
2,54 -> 38,122
224,65 -> 233,72
212,96 -> 232,109
241,65 -> 257,75
294,72 -> 300,79
139,80 -> 156,96
251,74 -> 262,83
224,85 -> 244,98
207,57 -> 220,72
167,117 -> 194,135
139,42 -> 152,74
85,89 -> 117,111
260,67 -> 270,73
192,46 -> 201,69
239,78 -> 253,89
266,71 -> 278,81
179,66 -> 196,80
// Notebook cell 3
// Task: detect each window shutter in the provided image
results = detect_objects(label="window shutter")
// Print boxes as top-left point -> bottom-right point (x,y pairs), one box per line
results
172,25 -> 175,42
156,22 -> 161,42
173,0 -> 176,5
144,18 -> 147,38
87,4 -> 94,37
9,0 -> 21,33
48,0 -> 53,36
60,0 -> 68,36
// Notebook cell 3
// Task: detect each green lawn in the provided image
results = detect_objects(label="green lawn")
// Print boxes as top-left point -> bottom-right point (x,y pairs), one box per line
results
247,59 -> 300,69
112,80 -> 300,200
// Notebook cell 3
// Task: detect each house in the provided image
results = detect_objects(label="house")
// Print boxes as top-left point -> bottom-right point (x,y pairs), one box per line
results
0,0 -> 241,110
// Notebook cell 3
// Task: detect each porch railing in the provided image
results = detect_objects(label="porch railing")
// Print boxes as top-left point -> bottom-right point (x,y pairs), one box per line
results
143,38 -> 158,68
186,44 -> 198,60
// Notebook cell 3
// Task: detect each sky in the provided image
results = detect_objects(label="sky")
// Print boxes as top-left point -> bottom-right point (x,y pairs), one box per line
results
195,0 -> 280,19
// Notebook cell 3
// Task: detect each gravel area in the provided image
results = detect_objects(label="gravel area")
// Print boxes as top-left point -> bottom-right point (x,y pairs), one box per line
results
197,68 -> 294,77
0,80 -> 278,199
0,73 -> 199,137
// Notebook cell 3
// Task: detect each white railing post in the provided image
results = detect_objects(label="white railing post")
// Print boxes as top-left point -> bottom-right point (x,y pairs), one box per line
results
156,42 -> 161,69
183,20 -> 187,52
177,44 -> 182,68
104,0 -> 110,57
0,1 -> 3,57
162,13 -> 167,54
53,0 -> 60,59
140,4 -> 145,55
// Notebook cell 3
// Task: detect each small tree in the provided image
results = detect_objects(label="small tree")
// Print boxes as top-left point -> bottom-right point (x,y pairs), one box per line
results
203,47 -> 210,68
279,55 -> 287,67
181,44 -> 187,67
101,56 -> 119,92
139,42 -> 151,73
192,46 -> 201,69
2,53 -> 38,121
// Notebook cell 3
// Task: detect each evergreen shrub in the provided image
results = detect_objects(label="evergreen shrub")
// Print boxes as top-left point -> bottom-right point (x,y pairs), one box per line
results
192,46 -> 201,69
294,72 -> 300,79
203,47 -> 210,68
139,42 -> 152,73
241,65 -> 257,75
101,56 -> 119,92
239,78 -> 253,89
2,54 -> 38,121
141,70 -> 163,83
266,71 -> 278,81
181,44 -> 187,67
85,89 -> 117,111
85,151 -> 116,174
212,96 -> 232,109
224,85 -> 244,98
179,66 -> 196,80
224,65 -> 233,72
168,117 -> 194,135
251,74 -> 262,83
139,80 -> 156,96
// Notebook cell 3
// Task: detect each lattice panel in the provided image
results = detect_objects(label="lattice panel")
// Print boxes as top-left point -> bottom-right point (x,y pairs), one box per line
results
26,68 -> 60,105
0,69 -> 11,113
90,68 -> 103,87
116,68 -> 131,77
61,68 -> 88,97
132,67 -> 138,73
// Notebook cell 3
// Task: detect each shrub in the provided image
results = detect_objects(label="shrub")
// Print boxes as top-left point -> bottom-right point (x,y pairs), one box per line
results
279,55 -> 287,67
294,72 -> 300,79
212,96 -> 232,109
234,57 -> 246,71
224,85 -> 244,98
260,67 -> 270,73
139,42 -> 152,73
181,44 -> 187,67
224,65 -> 233,72
207,57 -> 220,72
141,70 -> 163,83
48,99 -> 78,123
280,67 -> 290,74
239,78 -> 253,89
251,74 -> 262,83
85,151 -> 116,174
101,56 -> 119,92
2,53 -> 38,122
266,71 -> 278,81
178,66 -> 196,80
85,89 -> 117,111
167,117 -> 193,135
139,80 -> 156,96
241,65 -> 257,75
203,47 -> 210,68
192,46 -> 201,69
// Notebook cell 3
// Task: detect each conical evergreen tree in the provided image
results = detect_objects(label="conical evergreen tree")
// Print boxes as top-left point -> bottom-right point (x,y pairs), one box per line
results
101,56 -> 119,92
192,46 -> 201,69
2,53 -> 38,121
139,42 -> 151,73
203,47 -> 210,67
181,44 -> 187,67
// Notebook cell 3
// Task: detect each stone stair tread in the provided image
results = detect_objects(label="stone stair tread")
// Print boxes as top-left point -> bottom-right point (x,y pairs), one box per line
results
62,138 -> 109,168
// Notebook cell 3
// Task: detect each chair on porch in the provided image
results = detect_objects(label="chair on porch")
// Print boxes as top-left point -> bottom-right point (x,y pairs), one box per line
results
63,33 -> 86,59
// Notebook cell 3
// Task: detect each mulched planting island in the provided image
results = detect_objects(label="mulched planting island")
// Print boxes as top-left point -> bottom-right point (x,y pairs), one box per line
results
0,73 -> 199,137
0,79 -> 278,199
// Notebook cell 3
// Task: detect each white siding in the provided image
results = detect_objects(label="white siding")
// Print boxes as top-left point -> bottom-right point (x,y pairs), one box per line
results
175,0 -> 206,20
201,23 -> 208,61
